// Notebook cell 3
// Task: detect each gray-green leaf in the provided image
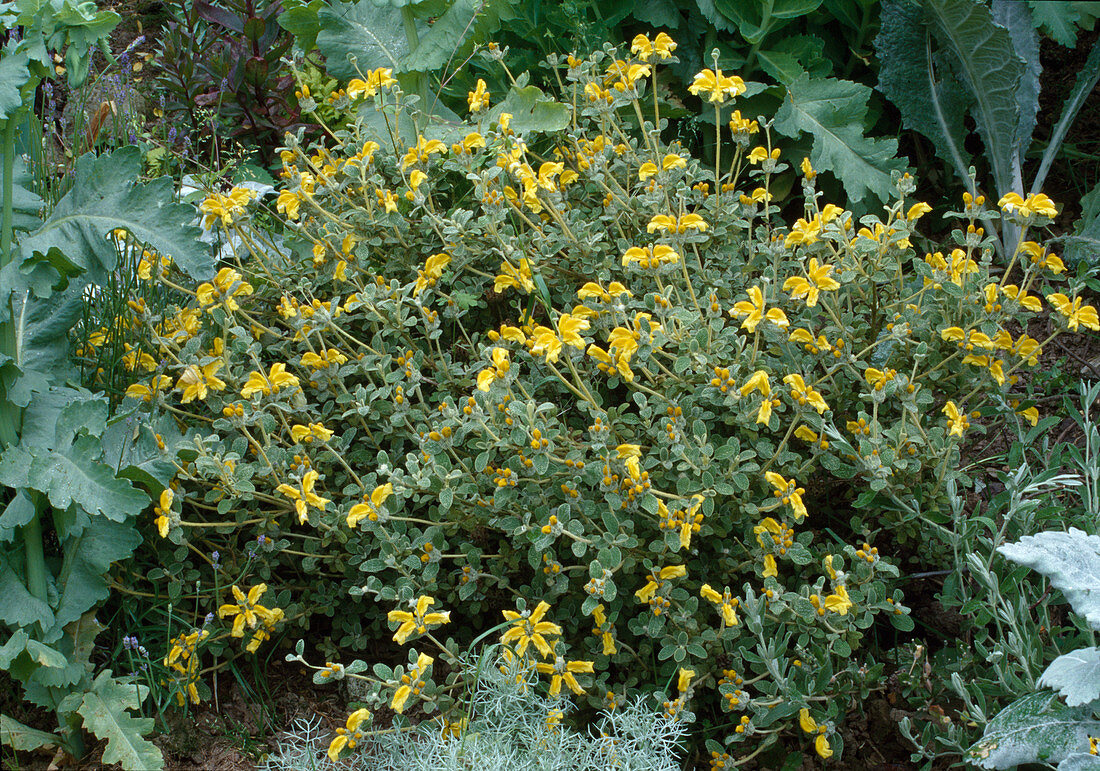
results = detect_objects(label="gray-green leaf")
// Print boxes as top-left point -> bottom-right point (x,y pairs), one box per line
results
998,528 -> 1100,630
969,692 -> 1100,769
1040,647 -> 1100,706
316,0 -> 410,80
77,671 -> 162,771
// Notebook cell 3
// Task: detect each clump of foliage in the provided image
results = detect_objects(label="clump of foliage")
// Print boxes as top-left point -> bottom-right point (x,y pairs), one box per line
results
116,34 -> 1097,764
268,644 -> 686,770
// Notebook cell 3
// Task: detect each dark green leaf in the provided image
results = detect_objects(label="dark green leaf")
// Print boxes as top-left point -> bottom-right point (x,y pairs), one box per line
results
316,1 -> 410,80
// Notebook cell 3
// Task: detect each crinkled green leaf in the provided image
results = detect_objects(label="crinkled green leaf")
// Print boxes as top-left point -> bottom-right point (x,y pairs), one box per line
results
1,713 -> 58,752
0,47 -> 31,122
998,528 -> 1100,630
1028,0 -> 1084,46
969,692 -> 1100,769
488,85 -> 569,136
1066,179 -> 1100,267
991,0 -> 1040,163
45,516 -> 142,643
1040,647 -> 1100,706
0,488 -> 35,541
0,550 -> 53,627
400,0 -> 515,73
923,0 -> 1026,194
875,0 -> 973,185
77,671 -> 162,771
1060,753 -> 1100,771
316,0 -> 410,80
0,153 -> 44,232
0,434 -> 149,520
16,147 -> 212,292
773,73 -> 906,203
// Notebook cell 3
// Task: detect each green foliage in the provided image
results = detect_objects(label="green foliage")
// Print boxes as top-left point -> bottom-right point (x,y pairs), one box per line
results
113,36 -> 1100,764
773,73 -> 906,203
75,671 -> 162,770
875,0 -> 1100,258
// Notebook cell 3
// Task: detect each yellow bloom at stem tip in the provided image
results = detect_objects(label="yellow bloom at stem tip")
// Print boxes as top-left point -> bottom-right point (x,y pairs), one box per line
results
388,596 -> 451,644
998,191 -> 1057,218
783,258 -> 840,307
501,601 -> 561,658
731,286 -> 788,332
1048,293 -> 1100,331
688,68 -> 746,103
327,708 -> 372,761
276,469 -> 330,524
347,483 -> 393,528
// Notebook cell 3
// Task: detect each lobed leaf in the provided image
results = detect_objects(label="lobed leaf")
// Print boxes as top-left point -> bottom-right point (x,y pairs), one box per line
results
0,713 -> 58,752
1040,647 -> 1100,706
998,528 -> 1100,630
969,692 -> 1100,769
77,671 -> 162,771
773,73 -> 906,203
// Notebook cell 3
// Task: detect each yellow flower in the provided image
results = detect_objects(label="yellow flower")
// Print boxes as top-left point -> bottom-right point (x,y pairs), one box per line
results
501,601 -> 561,658
907,202 -> 932,222
942,400 -> 969,437
530,325 -> 563,363
765,471 -> 807,521
241,362 -> 300,398
783,373 -> 828,414
468,78 -> 490,112
276,469 -> 330,524
699,583 -> 739,625
199,186 -> 257,229
127,375 -> 173,403
401,135 -> 447,169
327,708 -> 372,761
217,583 -> 280,638
677,668 -> 694,693
290,422 -> 333,443
799,709 -> 834,758
1048,293 -> 1100,331
196,267 -> 254,312
557,313 -> 590,349
998,191 -> 1057,218
535,657 -> 594,696
740,370 -> 771,398
453,131 -> 486,155
748,146 -> 780,164
413,252 -> 452,296
391,652 -> 432,713
276,189 -> 301,220
494,258 -> 535,294
347,483 -> 393,528
688,68 -> 746,103
728,110 -> 759,137
822,585 -> 853,615
731,286 -> 788,332
763,554 -> 778,578
647,213 -> 708,234
1000,284 -> 1042,312
637,161 -> 660,181
388,596 -> 451,644
176,360 -> 226,404
376,188 -> 398,213
622,244 -> 680,269
782,258 -> 841,307
153,488 -> 173,538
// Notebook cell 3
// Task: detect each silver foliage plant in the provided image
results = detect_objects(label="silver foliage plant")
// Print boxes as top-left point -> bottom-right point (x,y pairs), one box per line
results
967,382 -> 1100,770
262,647 -> 686,771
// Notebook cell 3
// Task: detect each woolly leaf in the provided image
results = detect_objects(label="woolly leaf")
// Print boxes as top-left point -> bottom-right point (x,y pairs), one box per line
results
875,0 -> 973,185
0,551 -> 53,628
773,73 -> 906,203
77,671 -> 162,771
969,692 -> 1100,769
998,528 -> 1100,630
991,0 -> 1040,162
0,713 -> 58,752
0,48 -> 31,122
1040,647 -> 1100,706
1060,753 -> 1100,771
316,0 -> 410,80
17,147 -> 212,290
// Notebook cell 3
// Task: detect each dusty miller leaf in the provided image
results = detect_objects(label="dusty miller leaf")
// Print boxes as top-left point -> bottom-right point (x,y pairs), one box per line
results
773,73 -> 906,203
968,692 -> 1100,769
998,528 -> 1100,630
1040,647 -> 1100,706
1060,753 -> 1100,771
